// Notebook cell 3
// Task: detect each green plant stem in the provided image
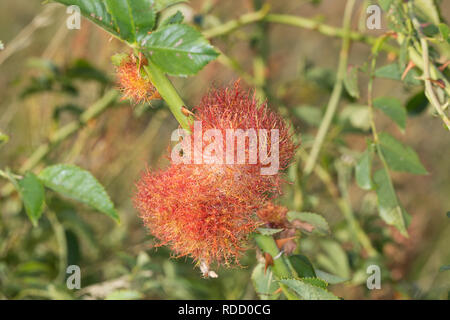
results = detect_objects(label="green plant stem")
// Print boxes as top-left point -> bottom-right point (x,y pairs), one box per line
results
303,0 -> 356,176
203,8 -> 397,54
264,13 -> 396,53
203,4 -> 271,39
0,169 -> 22,181
143,62 -> 192,131
0,89 -> 119,198
253,234 -> 298,300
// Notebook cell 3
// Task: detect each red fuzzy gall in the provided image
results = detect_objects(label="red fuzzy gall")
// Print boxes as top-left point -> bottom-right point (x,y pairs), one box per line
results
193,81 -> 297,172
134,164 -> 263,268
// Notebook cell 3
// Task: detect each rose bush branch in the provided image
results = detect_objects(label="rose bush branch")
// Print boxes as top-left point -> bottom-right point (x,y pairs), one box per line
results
407,3 -> 450,130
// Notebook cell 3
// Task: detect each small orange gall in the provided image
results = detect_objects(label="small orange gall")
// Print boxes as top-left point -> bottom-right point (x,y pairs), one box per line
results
115,55 -> 160,104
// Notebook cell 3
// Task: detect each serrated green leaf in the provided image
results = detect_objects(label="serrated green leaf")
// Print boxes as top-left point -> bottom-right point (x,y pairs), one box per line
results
39,164 -> 119,222
52,0 -> 118,37
257,228 -> 284,236
301,277 -> 328,289
279,278 -> 339,300
104,0 -> 137,43
378,132 -> 427,175
373,97 -> 407,131
53,0 -> 156,44
373,168 -> 408,236
17,172 -> 46,227
129,0 -> 156,42
251,264 -> 280,300
141,24 -> 218,76
288,211 -> 330,236
344,66 -> 359,99
289,255 -> 316,278
356,144 -> 374,190
104,0 -> 156,43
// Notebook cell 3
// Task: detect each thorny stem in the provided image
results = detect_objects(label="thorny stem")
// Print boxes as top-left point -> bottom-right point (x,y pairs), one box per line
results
203,4 -> 271,39
204,7 -> 397,54
303,0 -> 356,176
253,234 -> 298,300
0,169 -> 22,181
408,3 -> 450,130
143,62 -> 192,131
264,13 -> 397,53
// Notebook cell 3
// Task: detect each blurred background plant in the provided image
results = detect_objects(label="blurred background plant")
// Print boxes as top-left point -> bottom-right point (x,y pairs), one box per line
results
0,0 -> 449,300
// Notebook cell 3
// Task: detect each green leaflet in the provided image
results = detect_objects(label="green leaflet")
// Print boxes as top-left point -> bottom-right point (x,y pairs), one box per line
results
51,0 -> 217,76
53,0 -> 118,37
289,255 -> 316,278
104,0 -> 156,43
141,24 -> 219,76
251,264 -> 280,300
17,172 -> 46,226
374,63 -> 421,85
288,211 -> 330,236
355,144 -> 374,190
343,65 -> 359,99
373,97 -> 407,131
373,168 -> 408,236
53,0 -> 156,44
39,164 -> 119,223
378,132 -> 427,175
279,278 -> 339,300
257,228 -> 284,236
